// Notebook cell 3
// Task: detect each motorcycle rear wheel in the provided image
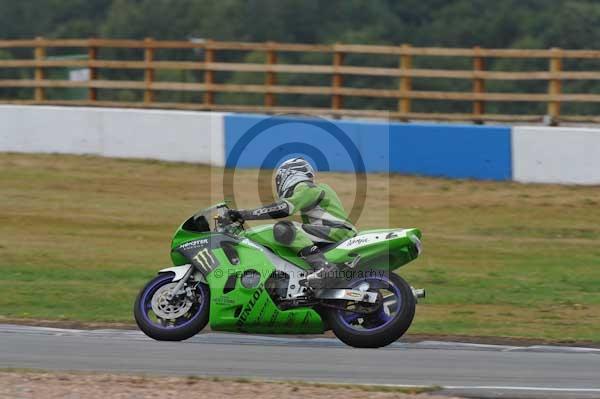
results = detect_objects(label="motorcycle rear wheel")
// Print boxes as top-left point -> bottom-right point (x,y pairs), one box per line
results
134,273 -> 210,341
327,273 -> 415,348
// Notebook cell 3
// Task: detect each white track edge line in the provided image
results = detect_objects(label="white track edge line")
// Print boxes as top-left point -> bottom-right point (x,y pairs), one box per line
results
442,385 -> 600,392
300,382 -> 600,393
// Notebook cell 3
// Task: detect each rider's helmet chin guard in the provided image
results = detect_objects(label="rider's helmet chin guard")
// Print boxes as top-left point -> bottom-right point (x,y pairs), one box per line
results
275,157 -> 315,199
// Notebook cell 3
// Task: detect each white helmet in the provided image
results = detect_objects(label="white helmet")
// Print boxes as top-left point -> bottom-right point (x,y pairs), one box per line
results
275,157 -> 315,198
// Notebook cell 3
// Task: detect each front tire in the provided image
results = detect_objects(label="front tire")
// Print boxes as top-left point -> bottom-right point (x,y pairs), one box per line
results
327,273 -> 415,348
134,273 -> 210,341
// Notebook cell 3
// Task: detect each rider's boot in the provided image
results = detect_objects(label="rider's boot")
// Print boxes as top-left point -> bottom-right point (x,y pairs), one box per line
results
299,246 -> 339,289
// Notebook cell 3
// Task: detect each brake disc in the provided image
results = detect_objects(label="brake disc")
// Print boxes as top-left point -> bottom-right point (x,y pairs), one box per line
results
151,282 -> 194,320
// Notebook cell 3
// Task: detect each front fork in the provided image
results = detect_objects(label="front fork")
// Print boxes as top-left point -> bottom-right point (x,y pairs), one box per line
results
158,264 -> 206,300
165,266 -> 194,301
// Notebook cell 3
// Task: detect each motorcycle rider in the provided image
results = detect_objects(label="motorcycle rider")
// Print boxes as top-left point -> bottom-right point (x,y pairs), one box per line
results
228,157 -> 356,288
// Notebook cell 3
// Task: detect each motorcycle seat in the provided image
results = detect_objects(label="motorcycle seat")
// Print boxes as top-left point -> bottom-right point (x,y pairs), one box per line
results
315,242 -> 339,252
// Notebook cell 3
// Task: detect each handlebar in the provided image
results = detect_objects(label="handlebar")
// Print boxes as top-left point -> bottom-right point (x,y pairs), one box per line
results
214,205 -> 244,233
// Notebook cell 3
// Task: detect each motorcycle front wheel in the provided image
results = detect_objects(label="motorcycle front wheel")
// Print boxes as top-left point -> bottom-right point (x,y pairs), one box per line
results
134,273 -> 210,341
326,273 -> 416,348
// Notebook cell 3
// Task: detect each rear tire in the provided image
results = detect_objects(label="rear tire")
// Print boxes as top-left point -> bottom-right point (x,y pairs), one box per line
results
134,273 -> 210,341
327,273 -> 415,348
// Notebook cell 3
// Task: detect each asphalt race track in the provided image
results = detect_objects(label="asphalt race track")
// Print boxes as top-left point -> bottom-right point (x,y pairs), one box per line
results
1,324 -> 600,398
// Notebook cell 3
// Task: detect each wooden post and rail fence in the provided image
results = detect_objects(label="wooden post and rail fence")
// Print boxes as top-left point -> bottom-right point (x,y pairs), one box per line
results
2,37 -> 600,124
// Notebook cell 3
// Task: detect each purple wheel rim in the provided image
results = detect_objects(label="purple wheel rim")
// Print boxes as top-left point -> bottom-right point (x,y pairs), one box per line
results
140,274 -> 207,330
338,275 -> 402,332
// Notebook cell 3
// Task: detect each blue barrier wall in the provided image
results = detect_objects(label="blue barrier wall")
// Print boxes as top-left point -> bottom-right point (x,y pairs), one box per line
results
224,114 -> 512,180
389,123 -> 512,180
224,114 -> 391,173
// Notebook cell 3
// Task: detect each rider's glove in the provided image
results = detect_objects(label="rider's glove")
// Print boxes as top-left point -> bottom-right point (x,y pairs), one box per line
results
227,209 -> 245,223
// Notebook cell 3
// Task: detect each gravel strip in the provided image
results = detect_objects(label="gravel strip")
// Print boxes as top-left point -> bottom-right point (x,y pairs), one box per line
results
0,371 -> 457,399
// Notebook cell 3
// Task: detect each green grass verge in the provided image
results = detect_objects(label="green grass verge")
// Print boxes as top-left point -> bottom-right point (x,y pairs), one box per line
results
1,153 -> 599,342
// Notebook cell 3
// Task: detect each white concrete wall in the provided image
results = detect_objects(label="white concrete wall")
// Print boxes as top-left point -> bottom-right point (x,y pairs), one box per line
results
512,126 -> 600,184
0,105 -> 225,166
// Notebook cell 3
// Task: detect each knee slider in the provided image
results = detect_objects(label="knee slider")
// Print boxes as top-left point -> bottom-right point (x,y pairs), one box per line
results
273,221 -> 296,245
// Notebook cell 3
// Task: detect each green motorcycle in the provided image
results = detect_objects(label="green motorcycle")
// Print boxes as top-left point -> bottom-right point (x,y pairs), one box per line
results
134,203 -> 425,348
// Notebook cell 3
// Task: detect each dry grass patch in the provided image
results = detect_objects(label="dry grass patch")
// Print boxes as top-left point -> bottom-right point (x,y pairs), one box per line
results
1,153 -> 599,342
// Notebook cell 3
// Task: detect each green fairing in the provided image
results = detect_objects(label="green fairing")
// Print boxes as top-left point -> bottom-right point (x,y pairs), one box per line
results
206,238 -> 323,334
325,228 -> 422,270
239,225 -> 421,271
170,228 -> 206,265
240,225 -> 312,270
170,219 -> 324,334
167,205 -> 421,335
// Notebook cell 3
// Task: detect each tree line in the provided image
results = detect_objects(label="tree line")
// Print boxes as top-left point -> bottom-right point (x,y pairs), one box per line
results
1,0 -> 599,115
